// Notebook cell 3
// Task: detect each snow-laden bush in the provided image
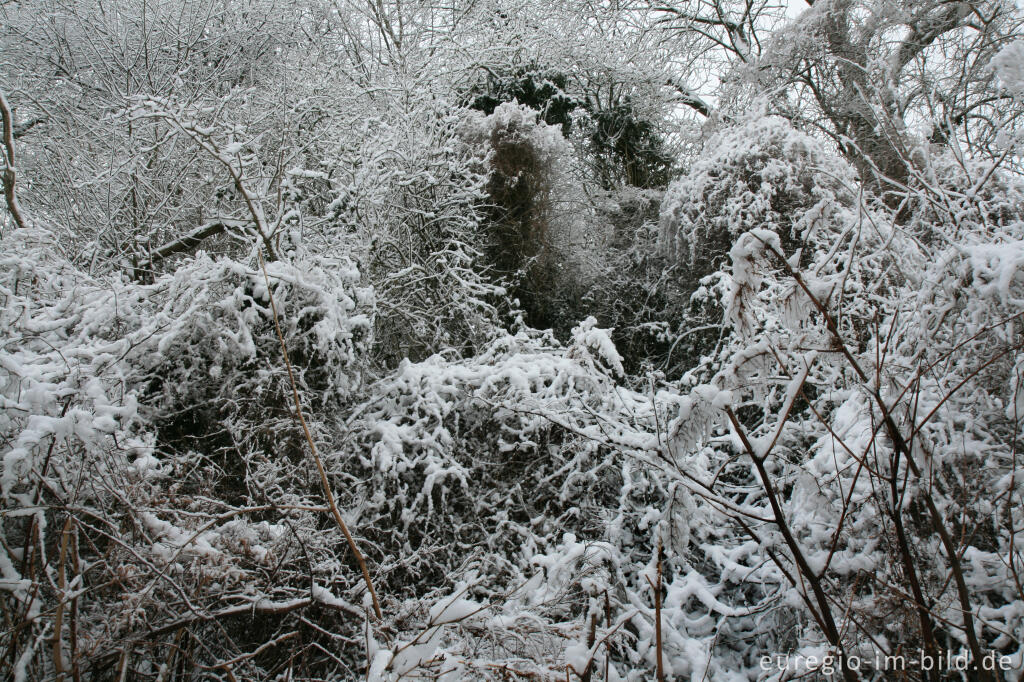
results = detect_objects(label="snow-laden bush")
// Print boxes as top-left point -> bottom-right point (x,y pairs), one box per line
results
686,145 -> 1024,676
348,320 -> 777,680
0,228 -> 758,680
651,114 -> 886,380
1,229 -> 379,679
341,99 -> 508,364
8,147 -> 1022,680
659,115 -> 859,279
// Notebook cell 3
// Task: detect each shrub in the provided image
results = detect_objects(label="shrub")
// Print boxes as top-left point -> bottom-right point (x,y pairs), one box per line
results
659,115 -> 859,284
463,102 -> 570,330
0,230 -> 377,679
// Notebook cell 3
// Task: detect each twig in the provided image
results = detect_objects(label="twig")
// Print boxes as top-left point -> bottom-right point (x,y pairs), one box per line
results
69,524 -> 80,682
645,541 -> 665,682
655,544 -> 664,682
52,517 -> 73,682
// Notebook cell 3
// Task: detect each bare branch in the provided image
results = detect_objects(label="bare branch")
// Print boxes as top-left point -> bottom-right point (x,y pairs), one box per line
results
666,79 -> 713,117
145,219 -> 247,267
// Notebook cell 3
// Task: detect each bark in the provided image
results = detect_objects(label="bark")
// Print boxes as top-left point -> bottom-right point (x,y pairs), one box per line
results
0,88 -> 28,229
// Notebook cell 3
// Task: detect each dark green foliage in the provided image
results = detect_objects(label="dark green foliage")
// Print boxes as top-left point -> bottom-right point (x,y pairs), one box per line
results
586,102 -> 675,190
470,68 -> 674,191
468,67 -> 678,343
470,65 -> 579,136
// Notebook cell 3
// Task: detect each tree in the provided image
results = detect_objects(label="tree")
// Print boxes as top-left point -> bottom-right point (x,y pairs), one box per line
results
655,0 -> 1024,209
755,0 -> 1024,205
1,0 -> 318,267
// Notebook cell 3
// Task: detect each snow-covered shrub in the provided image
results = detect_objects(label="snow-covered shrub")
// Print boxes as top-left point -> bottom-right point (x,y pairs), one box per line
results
682,142 -> 1024,676
344,320 -> 794,680
0,229 -> 380,679
351,326 -> 636,595
1,229 -> 694,680
343,100 -> 507,364
463,102 -> 572,330
654,115 -> 872,378
141,250 -> 372,504
659,115 -> 859,279
125,87 -> 505,366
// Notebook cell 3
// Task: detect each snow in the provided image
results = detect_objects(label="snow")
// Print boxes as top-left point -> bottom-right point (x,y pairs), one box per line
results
993,41 -> 1024,98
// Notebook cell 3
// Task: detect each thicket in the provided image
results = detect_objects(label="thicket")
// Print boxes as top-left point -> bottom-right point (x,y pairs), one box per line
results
3,1 -> 1024,681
